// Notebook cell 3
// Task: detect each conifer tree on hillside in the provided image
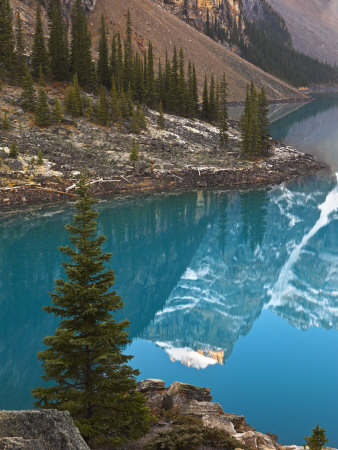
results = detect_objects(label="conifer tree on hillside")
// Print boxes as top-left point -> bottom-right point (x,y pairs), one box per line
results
20,65 -> 36,111
157,101 -> 165,129
240,82 -> 272,158
240,85 -> 250,157
31,175 -> 150,447
201,75 -> 209,120
0,0 -> 15,78
218,73 -> 228,149
208,74 -> 217,123
177,48 -> 186,116
96,86 -> 108,125
257,87 -> 272,155
130,108 -> 141,134
15,13 -> 25,79
123,10 -> 133,93
53,97 -> 63,123
32,4 -> 49,78
35,88 -> 51,126
9,141 -> 18,158
2,112 -> 9,130
146,41 -> 155,108
130,138 -> 139,161
70,0 -> 95,89
97,15 -> 110,89
48,0 -> 69,81
65,74 -> 82,117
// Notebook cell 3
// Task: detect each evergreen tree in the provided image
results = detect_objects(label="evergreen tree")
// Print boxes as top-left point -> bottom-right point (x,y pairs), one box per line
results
110,35 -> 117,82
240,85 -> 250,157
70,0 -> 95,89
9,141 -> 18,158
20,65 -> 36,111
137,105 -> 147,130
305,425 -> 328,450
31,175 -> 150,447
257,87 -> 272,155
35,88 -> 51,126
218,74 -> 228,149
87,97 -> 94,120
37,149 -> 43,165
0,0 -> 15,78
208,74 -> 217,122
53,97 -> 63,123
32,4 -> 49,78
2,112 -> 9,130
130,108 -> 141,134
146,41 -> 155,108
48,0 -> 69,81
201,75 -> 209,120
157,101 -> 165,129
15,12 -> 25,80
129,138 -> 139,161
120,91 -> 131,119
110,84 -> 122,124
192,63 -> 198,115
97,15 -> 110,89
123,10 -> 133,92
96,86 -> 108,125
177,48 -> 186,116
65,74 -> 82,117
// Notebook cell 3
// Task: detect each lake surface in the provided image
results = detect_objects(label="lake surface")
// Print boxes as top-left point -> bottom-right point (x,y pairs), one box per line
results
1,93 -> 338,446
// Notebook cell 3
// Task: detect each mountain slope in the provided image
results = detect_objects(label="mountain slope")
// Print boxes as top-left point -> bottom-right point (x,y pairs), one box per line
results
267,0 -> 338,64
88,0 -> 305,101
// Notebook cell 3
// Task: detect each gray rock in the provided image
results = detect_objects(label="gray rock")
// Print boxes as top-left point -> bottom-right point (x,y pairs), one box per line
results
0,410 -> 89,450
137,379 -> 165,393
6,159 -> 23,171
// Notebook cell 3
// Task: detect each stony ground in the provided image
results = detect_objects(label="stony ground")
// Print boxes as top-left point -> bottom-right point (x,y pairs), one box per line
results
0,84 -> 325,207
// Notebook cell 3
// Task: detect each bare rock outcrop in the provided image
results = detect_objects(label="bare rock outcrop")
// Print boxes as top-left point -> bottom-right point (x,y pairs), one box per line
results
0,410 -> 89,450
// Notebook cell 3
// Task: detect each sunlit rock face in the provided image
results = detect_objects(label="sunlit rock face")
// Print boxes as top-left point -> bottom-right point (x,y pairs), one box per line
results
141,176 -> 338,368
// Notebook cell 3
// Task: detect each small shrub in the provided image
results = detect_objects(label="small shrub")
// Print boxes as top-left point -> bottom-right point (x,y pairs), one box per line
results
9,142 -> 18,159
144,415 -> 249,450
37,149 -> 43,165
305,425 -> 328,450
130,138 -> 139,161
2,113 -> 9,130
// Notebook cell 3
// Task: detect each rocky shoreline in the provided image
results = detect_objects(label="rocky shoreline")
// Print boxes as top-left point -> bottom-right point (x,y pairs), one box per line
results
1,380 -> 336,450
0,85 -> 325,209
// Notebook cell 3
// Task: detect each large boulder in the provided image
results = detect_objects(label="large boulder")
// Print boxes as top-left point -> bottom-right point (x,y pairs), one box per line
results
0,410 -> 89,450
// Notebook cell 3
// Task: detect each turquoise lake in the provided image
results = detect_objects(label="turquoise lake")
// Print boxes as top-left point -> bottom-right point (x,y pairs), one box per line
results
1,93 -> 338,446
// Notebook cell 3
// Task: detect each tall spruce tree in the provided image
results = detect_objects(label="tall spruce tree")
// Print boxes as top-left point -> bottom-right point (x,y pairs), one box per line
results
257,87 -> 272,155
218,73 -> 228,149
97,15 -> 110,89
15,12 -> 25,79
208,74 -> 217,122
48,0 -> 69,81
123,10 -> 133,92
201,75 -> 209,120
35,88 -> 51,126
70,0 -> 95,89
96,86 -> 108,125
0,0 -> 15,78
240,85 -> 251,157
31,175 -> 150,447
32,4 -> 49,78
20,65 -> 36,111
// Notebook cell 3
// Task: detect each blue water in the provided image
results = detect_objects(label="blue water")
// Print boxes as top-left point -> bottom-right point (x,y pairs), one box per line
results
0,94 -> 337,446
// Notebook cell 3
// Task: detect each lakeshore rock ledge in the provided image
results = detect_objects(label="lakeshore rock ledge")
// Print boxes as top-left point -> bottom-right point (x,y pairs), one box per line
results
1,380 -> 336,449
